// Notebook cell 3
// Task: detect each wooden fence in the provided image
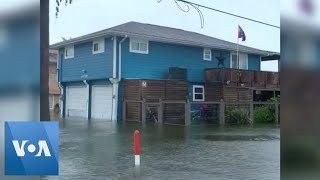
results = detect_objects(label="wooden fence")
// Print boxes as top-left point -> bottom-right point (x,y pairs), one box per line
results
123,99 -> 280,126
204,68 -> 280,88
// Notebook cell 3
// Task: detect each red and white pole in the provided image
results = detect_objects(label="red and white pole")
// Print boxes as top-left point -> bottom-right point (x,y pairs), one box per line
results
133,130 -> 140,166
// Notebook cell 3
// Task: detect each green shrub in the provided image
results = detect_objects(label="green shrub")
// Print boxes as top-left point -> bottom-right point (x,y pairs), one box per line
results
268,95 -> 280,103
252,95 -> 280,124
225,108 -> 251,124
254,105 -> 275,123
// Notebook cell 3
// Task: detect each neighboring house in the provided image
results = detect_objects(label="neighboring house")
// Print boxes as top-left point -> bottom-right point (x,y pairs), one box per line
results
0,7 -> 40,121
0,9 -> 39,91
50,21 -> 279,121
49,49 -> 60,112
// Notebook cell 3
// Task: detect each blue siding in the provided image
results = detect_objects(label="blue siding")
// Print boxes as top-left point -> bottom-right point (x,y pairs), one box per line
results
58,36 -> 262,83
62,87 -> 66,118
59,38 -> 114,82
90,79 -> 112,85
117,81 -> 125,121
121,39 -> 231,82
88,84 -> 92,120
248,54 -> 261,71
121,39 -> 260,82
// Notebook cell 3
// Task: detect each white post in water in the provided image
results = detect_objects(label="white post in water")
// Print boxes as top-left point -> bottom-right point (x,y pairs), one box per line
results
133,130 -> 140,166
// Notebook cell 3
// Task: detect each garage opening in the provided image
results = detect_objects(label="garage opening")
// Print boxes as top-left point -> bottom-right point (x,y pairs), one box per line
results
91,85 -> 113,120
66,86 -> 87,118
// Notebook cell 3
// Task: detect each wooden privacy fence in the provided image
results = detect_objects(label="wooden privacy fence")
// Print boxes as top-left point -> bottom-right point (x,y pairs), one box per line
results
123,99 -> 280,126
123,99 -> 188,125
204,68 -> 280,88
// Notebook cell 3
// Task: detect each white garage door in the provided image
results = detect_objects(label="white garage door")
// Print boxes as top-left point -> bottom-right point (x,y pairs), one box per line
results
66,86 -> 87,118
91,85 -> 113,120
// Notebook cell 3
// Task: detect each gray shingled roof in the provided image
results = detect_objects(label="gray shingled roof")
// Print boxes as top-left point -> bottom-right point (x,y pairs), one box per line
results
51,21 -> 278,56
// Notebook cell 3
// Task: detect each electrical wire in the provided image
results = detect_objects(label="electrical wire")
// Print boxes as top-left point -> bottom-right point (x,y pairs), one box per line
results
189,3 -> 204,28
158,0 -> 204,28
158,0 -> 280,29
174,0 -> 190,12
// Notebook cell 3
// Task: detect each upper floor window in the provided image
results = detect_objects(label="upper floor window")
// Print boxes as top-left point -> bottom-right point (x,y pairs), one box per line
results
193,85 -> 205,101
92,39 -> 105,54
64,45 -> 74,59
230,53 -> 248,70
203,48 -> 211,61
130,38 -> 149,54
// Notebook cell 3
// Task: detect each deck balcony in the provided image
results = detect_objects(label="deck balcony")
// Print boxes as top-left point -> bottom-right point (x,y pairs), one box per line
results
204,68 -> 280,89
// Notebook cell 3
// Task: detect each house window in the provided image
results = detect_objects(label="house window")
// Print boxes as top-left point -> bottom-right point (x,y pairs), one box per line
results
92,39 -> 105,54
64,45 -> 74,59
130,38 -> 149,54
193,85 -> 205,101
230,53 -> 248,69
203,48 -> 211,61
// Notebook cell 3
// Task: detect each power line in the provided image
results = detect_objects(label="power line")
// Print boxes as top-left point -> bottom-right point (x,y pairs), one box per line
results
163,0 -> 280,29
158,0 -> 205,28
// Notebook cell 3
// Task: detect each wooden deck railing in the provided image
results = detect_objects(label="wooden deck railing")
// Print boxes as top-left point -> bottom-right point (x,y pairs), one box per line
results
123,99 -> 280,126
204,68 -> 280,88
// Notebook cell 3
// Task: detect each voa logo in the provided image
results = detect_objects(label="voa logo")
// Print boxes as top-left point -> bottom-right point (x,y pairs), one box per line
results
5,122 -> 59,176
12,140 -> 51,157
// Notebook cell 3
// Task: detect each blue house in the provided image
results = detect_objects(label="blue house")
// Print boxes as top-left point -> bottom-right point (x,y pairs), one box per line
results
51,21 -> 278,121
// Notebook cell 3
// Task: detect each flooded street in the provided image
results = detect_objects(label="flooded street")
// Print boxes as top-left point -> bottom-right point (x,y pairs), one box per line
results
50,118 -> 279,180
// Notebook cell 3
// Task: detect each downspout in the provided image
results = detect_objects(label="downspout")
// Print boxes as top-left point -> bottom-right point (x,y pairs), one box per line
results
83,80 -> 89,120
57,52 -> 64,118
109,35 -> 127,122
110,36 -> 120,121
58,82 -> 64,118
113,37 -> 117,78
119,35 -> 128,79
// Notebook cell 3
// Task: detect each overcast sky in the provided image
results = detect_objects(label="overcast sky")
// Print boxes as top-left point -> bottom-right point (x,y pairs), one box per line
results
49,0 -> 280,71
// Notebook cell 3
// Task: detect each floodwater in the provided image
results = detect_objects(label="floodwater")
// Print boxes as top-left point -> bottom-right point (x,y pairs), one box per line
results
49,117 -> 280,180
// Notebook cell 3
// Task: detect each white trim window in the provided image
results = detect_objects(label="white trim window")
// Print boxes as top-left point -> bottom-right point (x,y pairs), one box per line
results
203,48 -> 212,61
230,52 -> 248,70
92,39 -> 105,54
193,85 -> 205,101
64,45 -> 74,59
129,38 -> 149,54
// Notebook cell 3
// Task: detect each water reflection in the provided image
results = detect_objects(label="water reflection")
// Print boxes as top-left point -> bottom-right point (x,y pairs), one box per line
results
49,118 -> 279,179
